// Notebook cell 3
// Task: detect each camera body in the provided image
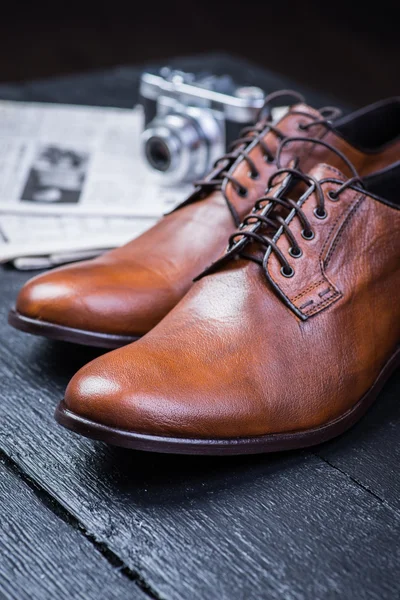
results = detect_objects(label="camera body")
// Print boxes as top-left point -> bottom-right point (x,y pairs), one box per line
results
139,67 -> 265,184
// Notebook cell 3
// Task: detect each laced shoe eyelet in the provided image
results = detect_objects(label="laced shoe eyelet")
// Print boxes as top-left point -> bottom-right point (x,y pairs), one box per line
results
289,247 -> 302,258
328,190 -> 339,201
264,154 -> 274,164
237,186 -> 248,198
314,207 -> 328,220
281,265 -> 295,278
298,122 -> 307,131
301,229 -> 315,240
248,170 -> 260,180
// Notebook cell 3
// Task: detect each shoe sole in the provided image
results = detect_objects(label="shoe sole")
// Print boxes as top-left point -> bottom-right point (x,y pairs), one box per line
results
54,345 -> 400,455
8,308 -> 139,349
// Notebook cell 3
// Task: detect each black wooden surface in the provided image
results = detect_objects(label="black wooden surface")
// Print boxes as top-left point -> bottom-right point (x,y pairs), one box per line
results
0,455 -> 146,600
0,57 -> 399,600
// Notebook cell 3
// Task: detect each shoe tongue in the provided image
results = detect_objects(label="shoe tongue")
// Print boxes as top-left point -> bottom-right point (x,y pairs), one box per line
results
287,102 -> 323,121
307,162 -> 347,183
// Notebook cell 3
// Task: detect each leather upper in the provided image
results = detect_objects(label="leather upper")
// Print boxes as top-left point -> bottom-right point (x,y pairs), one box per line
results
64,163 -> 400,438
15,102 -> 400,336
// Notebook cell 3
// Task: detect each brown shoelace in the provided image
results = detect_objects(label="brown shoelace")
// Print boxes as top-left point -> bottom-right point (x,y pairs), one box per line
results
193,91 -> 342,227
226,137 -> 363,278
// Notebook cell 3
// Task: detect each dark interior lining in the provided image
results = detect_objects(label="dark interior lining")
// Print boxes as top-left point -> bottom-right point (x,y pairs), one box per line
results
363,162 -> 400,207
334,99 -> 400,151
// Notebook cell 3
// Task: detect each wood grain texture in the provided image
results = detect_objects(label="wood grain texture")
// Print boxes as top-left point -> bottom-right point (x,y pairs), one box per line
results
0,457 -> 146,600
317,371 -> 400,511
1,270 -> 400,600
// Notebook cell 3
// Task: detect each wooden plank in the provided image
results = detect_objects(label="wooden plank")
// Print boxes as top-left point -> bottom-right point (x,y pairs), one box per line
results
1,270 -> 400,600
0,455 -> 147,600
316,370 -> 400,511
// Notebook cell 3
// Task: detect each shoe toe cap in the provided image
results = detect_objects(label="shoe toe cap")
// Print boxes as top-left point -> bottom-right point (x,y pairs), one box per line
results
15,261 -> 175,336
16,270 -> 80,322
62,340 -> 270,440
63,351 -> 162,433
65,361 -> 126,427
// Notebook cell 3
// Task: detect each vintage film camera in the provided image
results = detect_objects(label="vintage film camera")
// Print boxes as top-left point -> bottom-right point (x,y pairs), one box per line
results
139,67 -> 265,184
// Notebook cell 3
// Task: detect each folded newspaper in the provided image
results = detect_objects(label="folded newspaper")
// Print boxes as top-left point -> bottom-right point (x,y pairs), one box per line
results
0,100 -> 286,270
0,100 -> 191,269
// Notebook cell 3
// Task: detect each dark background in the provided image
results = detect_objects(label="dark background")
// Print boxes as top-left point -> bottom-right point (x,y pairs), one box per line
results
0,0 -> 398,106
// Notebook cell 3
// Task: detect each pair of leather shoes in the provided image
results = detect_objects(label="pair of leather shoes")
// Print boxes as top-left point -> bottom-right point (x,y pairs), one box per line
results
10,92 -> 400,455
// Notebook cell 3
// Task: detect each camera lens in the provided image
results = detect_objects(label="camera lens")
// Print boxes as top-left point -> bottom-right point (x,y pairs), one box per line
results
145,137 -> 171,172
141,110 -> 224,184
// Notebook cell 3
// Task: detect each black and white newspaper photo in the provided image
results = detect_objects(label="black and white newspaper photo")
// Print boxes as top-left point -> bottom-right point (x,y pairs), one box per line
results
0,101 -> 191,266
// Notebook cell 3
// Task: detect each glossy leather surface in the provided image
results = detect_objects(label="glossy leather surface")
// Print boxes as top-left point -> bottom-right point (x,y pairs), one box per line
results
64,163 -> 400,438
15,102 -> 400,336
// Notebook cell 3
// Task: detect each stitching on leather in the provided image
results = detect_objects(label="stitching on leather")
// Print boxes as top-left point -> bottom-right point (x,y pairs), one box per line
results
316,191 -> 364,289
319,201 -> 352,261
291,279 -> 325,302
295,192 -> 364,316
303,290 -> 342,316
299,299 -> 314,310
275,195 -> 357,307
324,195 -> 365,269
265,181 -> 364,319
319,287 -> 331,297
288,183 -> 354,306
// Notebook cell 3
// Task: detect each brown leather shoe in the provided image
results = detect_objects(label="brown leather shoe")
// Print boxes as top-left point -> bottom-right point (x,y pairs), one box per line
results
10,95 -> 400,348
56,143 -> 400,454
